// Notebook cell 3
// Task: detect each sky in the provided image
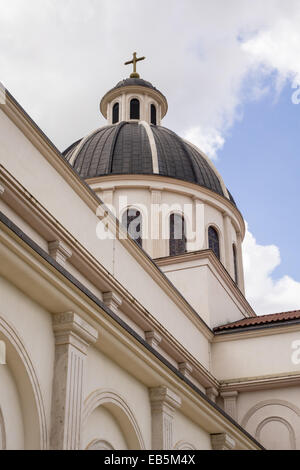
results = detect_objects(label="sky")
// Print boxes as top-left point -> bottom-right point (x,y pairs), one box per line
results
0,0 -> 300,314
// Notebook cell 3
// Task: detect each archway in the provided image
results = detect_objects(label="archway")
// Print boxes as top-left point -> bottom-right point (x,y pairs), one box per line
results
0,314 -> 47,449
83,389 -> 145,450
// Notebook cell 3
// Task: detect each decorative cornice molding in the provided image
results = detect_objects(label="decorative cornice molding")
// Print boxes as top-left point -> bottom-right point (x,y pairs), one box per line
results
213,321 -> 300,341
211,433 -> 236,450
145,330 -> 162,349
103,291 -> 123,314
48,240 -> 72,267
100,85 -> 168,119
220,372 -> 300,392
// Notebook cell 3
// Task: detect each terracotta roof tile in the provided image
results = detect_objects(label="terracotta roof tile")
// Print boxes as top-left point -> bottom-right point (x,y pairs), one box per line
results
214,310 -> 300,332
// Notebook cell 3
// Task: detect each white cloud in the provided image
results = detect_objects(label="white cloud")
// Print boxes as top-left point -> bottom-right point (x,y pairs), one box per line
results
0,0 -> 300,312
0,0 -> 299,151
243,224 -> 300,315
242,16 -> 300,88
183,127 -> 225,160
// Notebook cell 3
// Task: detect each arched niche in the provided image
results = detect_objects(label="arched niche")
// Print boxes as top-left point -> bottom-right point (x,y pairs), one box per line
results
86,439 -> 115,450
0,407 -> 6,450
174,440 -> 196,450
0,314 -> 47,449
256,416 -> 296,450
83,389 -> 145,450
241,399 -> 300,450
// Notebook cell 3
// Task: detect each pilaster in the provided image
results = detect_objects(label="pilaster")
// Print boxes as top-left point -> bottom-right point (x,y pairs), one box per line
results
223,213 -> 234,277
236,231 -> 245,293
149,386 -> 181,450
221,391 -> 238,421
50,312 -> 98,450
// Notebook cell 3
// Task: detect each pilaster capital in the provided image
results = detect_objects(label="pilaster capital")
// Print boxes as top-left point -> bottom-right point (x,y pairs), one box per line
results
150,386 -> 181,416
220,391 -> 238,399
53,312 -> 98,354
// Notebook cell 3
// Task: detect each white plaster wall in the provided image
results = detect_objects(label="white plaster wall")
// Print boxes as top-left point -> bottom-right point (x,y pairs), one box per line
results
85,346 -> 152,449
161,260 -> 248,328
173,410 -> 212,450
0,109 -> 212,370
83,407 -> 128,450
237,387 -> 300,450
0,275 -> 54,439
0,365 -> 24,449
212,330 -> 300,380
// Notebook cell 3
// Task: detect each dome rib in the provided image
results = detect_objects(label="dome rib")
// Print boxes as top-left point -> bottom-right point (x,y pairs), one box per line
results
63,122 -> 232,203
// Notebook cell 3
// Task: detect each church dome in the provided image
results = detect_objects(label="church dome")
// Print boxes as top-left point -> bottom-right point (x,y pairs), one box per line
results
63,121 -> 232,202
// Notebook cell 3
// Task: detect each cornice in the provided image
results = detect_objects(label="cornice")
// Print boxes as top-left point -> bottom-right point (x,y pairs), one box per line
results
220,371 -> 300,392
213,321 -> 300,342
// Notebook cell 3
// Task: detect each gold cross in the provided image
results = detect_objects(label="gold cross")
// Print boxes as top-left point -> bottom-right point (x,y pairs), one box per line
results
124,52 -> 146,78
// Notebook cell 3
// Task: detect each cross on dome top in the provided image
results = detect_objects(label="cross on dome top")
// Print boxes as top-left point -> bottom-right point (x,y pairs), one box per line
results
124,52 -> 146,78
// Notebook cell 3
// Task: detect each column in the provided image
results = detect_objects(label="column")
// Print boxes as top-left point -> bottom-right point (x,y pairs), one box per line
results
150,189 -> 162,258
121,93 -> 126,121
236,231 -> 245,293
223,213 -> 234,277
50,312 -> 98,450
149,386 -> 181,450
221,391 -> 238,421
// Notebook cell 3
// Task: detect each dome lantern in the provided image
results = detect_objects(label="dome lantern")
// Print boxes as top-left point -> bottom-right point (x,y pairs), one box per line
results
100,53 -> 168,126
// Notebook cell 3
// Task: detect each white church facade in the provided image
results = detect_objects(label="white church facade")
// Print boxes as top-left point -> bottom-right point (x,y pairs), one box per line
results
0,55 -> 299,450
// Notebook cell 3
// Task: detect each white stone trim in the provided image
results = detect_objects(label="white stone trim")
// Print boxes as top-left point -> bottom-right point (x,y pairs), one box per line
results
83,389 -> 145,450
139,121 -> 159,173
211,433 -> 236,450
149,386 -> 181,450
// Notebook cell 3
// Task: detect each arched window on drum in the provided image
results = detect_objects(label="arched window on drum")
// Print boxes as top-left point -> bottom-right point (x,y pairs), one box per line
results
112,102 -> 119,124
208,226 -> 220,260
130,99 -> 140,120
151,104 -> 157,125
169,214 -> 187,256
233,243 -> 238,284
122,208 -> 143,248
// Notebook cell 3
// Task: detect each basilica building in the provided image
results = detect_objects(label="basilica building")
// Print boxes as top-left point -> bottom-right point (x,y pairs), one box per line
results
0,54 -> 299,450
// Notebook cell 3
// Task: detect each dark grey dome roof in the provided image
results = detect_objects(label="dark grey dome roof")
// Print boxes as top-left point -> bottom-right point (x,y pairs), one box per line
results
114,78 -> 157,91
63,122 -> 230,201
